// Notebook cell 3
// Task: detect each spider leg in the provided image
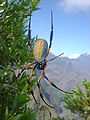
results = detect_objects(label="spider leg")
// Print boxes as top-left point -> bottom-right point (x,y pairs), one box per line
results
37,67 -> 54,108
27,65 -> 39,104
37,82 -> 54,108
28,13 -> 33,52
17,61 -> 35,78
38,67 -> 46,83
43,74 -> 73,94
47,10 -> 53,56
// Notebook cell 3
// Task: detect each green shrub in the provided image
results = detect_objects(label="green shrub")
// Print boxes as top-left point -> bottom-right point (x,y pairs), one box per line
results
0,0 -> 40,119
63,79 -> 90,120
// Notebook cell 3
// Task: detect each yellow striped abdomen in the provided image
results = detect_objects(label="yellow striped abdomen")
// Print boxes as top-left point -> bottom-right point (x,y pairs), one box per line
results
33,39 -> 48,62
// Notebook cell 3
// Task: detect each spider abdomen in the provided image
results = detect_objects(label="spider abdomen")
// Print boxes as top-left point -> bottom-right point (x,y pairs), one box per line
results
33,39 -> 48,62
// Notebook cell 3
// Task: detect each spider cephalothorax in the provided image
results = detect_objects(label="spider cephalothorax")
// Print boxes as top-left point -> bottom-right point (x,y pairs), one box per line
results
18,11 -> 72,108
36,60 -> 47,70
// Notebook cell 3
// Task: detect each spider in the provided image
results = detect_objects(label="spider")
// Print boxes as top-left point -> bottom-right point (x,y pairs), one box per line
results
17,11 -> 71,108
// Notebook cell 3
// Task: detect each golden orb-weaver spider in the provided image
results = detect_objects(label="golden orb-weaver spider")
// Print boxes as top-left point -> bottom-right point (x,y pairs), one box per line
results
17,11 -> 71,108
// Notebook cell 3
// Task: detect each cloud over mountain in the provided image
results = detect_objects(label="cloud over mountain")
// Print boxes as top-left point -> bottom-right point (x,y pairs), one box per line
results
67,53 -> 80,59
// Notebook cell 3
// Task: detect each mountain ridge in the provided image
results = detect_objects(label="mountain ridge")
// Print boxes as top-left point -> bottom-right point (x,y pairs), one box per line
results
46,53 -> 90,90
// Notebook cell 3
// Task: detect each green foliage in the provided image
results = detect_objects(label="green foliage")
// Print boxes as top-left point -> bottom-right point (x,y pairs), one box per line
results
5,106 -> 36,120
0,0 -> 40,119
63,79 -> 90,119
52,117 -> 65,120
0,0 -> 40,66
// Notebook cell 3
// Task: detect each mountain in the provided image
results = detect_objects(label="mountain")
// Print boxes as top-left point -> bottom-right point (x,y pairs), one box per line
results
46,53 -> 90,91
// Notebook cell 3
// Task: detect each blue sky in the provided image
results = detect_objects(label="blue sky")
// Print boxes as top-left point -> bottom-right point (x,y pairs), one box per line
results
31,0 -> 90,58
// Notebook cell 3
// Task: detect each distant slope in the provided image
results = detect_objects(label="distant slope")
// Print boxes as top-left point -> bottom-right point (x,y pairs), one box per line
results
46,53 -> 90,91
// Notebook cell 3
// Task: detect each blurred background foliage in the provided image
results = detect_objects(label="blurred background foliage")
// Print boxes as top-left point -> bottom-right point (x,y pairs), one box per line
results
0,0 -> 40,119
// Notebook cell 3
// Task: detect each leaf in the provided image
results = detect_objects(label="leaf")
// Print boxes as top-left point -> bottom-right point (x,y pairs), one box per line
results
5,107 -> 8,120
13,114 -> 24,120
22,83 -> 28,94
9,114 -> 24,120
83,106 -> 90,111
0,2 -> 5,7
25,108 -> 36,120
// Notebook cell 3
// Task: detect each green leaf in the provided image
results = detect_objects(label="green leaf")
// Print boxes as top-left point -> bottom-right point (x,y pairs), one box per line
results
9,114 -> 24,120
22,83 -> 28,94
83,106 -> 90,111
5,107 -> 8,120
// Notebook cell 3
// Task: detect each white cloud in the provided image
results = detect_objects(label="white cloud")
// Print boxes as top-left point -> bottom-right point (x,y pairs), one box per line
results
62,53 -> 80,59
68,53 -> 80,59
59,0 -> 90,13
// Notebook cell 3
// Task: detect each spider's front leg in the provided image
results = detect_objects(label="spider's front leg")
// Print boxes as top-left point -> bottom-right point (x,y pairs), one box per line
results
37,67 -> 54,108
47,10 -> 53,56
17,61 -> 35,78
28,13 -> 33,52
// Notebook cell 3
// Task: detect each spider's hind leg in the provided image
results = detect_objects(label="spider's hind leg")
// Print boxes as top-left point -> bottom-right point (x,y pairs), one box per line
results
27,65 -> 39,104
36,67 -> 54,108
27,78 -> 38,104
37,82 -> 54,108
43,74 -> 72,94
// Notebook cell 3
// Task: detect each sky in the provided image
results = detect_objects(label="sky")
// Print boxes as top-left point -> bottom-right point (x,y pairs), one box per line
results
31,0 -> 90,58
